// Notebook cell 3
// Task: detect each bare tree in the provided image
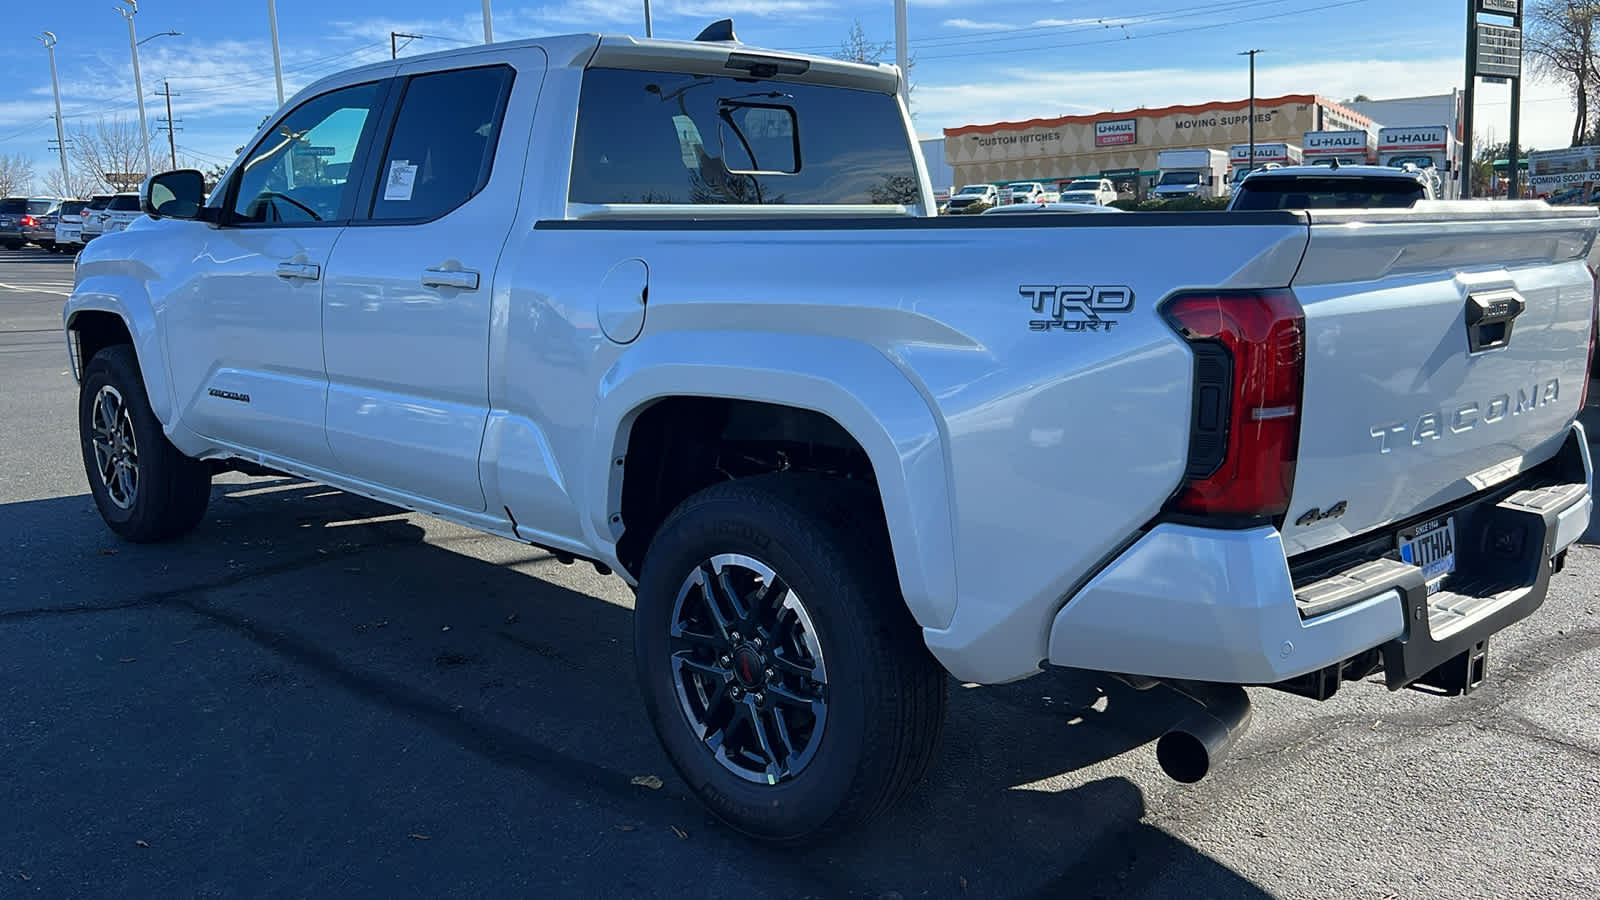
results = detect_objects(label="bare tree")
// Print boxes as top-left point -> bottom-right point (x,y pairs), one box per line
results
68,116 -> 152,193
0,153 -> 36,196
41,166 -> 103,200
1526,0 -> 1600,145
836,20 -> 916,110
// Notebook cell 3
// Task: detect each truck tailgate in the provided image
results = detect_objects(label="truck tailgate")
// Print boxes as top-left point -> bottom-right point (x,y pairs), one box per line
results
1284,203 -> 1598,557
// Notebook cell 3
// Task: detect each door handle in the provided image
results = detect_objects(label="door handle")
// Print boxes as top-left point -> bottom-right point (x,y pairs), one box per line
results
421,267 -> 480,291
275,262 -> 321,281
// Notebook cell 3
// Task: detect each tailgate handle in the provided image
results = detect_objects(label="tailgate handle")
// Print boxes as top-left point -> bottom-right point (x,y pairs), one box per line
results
1464,289 -> 1525,354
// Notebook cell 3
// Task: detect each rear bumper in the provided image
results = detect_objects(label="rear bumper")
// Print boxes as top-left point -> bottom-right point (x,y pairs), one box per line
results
1046,423 -> 1592,687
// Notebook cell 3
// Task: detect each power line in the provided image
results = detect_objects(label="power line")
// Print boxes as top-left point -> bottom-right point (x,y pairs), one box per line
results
789,0 -> 1310,52
916,0 -> 1372,61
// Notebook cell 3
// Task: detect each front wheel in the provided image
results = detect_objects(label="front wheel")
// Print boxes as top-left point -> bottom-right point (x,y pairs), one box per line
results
634,474 -> 947,843
78,345 -> 212,542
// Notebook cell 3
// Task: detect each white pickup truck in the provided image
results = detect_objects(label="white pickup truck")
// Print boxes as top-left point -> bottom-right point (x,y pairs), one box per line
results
65,24 -> 1597,842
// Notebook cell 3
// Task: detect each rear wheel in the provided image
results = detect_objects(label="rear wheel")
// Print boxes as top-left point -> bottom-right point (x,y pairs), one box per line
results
634,474 -> 947,843
78,345 -> 212,542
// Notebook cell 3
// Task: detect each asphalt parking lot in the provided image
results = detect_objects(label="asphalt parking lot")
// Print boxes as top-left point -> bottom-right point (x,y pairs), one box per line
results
3,245 -> 1600,899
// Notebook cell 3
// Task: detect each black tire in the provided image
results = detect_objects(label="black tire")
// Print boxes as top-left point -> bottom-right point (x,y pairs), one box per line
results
634,474 -> 947,843
78,345 -> 212,542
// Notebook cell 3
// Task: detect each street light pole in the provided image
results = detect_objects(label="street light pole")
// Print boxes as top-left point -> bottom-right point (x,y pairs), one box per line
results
267,0 -> 285,107
40,32 -> 71,194
1240,49 -> 1262,178
117,0 -> 153,181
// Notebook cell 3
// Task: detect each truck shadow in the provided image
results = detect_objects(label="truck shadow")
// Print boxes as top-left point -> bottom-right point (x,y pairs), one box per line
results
0,477 -> 1271,899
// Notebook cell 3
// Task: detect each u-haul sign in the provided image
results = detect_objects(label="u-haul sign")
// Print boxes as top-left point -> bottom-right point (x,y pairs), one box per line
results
1304,130 -> 1369,156
1094,118 -> 1138,147
1379,126 -> 1450,151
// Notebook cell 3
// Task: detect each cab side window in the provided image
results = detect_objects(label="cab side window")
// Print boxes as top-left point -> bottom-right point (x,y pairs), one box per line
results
229,81 -> 382,225
367,65 -> 514,222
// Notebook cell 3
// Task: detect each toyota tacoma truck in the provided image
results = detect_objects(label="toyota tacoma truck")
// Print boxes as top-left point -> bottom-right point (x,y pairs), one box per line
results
64,23 -> 1597,842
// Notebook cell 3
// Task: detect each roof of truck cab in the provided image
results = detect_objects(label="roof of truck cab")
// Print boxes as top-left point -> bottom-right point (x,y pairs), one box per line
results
299,31 -> 898,96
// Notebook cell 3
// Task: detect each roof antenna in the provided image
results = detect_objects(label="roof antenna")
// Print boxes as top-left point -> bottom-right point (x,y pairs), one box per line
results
695,19 -> 738,42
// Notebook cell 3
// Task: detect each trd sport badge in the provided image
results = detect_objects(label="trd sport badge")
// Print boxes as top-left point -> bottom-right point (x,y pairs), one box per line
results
1020,284 -> 1134,333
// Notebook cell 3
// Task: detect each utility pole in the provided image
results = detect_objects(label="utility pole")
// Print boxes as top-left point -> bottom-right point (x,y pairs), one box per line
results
268,0 -> 285,107
1240,49 -> 1262,178
644,0 -> 653,37
895,0 -> 910,111
156,80 -> 181,170
482,0 -> 494,42
390,32 -> 423,59
40,32 -> 71,194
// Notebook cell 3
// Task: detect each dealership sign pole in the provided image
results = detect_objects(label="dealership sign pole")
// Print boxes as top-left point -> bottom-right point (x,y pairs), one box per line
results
1465,0 -> 1523,198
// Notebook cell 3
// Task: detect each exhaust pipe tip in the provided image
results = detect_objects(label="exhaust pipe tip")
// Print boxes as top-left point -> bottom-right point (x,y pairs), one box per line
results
1155,683 -> 1252,784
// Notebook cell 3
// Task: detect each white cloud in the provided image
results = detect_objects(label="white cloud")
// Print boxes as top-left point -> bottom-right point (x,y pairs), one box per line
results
942,18 -> 1012,31
913,55 -> 1578,152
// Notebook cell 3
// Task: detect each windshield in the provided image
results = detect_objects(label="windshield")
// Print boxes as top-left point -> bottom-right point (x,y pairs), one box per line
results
1308,157 -> 1362,167
1232,175 -> 1425,210
1065,181 -> 1101,191
1388,154 -> 1435,168
959,185 -> 990,195
1158,172 -> 1201,186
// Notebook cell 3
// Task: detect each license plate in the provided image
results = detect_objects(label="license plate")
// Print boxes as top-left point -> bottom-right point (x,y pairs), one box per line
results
1399,516 -> 1456,591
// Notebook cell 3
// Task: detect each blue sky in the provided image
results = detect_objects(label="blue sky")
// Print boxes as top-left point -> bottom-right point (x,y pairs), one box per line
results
0,0 -> 1570,191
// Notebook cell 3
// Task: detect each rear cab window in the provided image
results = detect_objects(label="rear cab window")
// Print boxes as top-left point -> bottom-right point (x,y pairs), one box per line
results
569,68 -> 920,207
366,65 -> 515,223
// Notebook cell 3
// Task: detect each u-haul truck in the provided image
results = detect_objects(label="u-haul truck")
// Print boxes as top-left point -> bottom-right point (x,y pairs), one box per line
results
1378,126 -> 1461,199
1303,129 -> 1376,166
1227,142 -> 1302,189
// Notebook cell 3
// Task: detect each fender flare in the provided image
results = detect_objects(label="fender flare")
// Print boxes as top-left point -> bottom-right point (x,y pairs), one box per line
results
587,331 -> 959,631
63,278 -> 173,425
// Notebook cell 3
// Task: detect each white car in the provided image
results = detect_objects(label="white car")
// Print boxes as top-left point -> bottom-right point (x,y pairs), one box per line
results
52,199 -> 90,252
944,183 -> 998,214
1004,182 -> 1046,204
63,23 -> 1597,843
78,194 -> 115,243
97,193 -> 144,235
1056,177 -> 1118,206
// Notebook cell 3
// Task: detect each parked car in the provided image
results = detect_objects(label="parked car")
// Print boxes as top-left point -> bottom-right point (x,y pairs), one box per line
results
1056,178 -> 1118,206
52,199 -> 91,252
78,194 -> 115,243
65,23 -> 1598,844
1004,182 -> 1046,204
0,197 -> 58,249
1228,164 -> 1433,210
981,201 -> 1123,214
944,183 -> 998,214
28,200 -> 64,251
98,192 -> 144,235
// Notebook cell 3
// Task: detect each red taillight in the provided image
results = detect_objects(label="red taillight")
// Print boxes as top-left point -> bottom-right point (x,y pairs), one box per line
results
1164,290 -> 1306,519
20,215 -> 37,227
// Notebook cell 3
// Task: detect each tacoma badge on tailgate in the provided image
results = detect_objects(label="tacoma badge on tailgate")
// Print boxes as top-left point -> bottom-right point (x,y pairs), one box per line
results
1021,284 -> 1134,333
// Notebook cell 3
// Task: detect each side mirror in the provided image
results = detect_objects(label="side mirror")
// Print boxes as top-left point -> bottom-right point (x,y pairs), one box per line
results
141,169 -> 208,221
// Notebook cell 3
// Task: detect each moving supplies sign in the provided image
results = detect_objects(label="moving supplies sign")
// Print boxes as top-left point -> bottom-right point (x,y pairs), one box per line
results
1528,147 -> 1600,187
1095,119 -> 1137,147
